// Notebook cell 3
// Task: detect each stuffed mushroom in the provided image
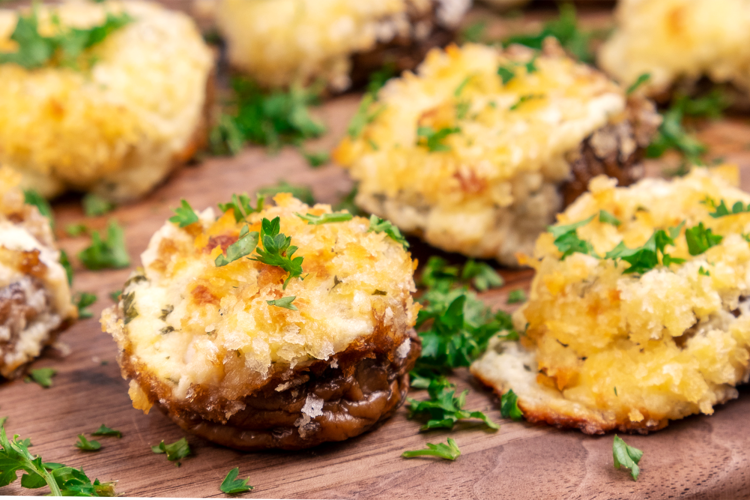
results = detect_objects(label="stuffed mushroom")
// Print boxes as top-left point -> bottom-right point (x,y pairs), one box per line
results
0,168 -> 76,380
103,193 -> 420,450
335,40 -> 660,267
0,0 -> 214,202
215,0 -> 471,92
472,166 -> 750,434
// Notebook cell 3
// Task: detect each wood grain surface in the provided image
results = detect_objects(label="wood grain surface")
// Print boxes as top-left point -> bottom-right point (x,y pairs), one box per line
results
2,4 -> 750,499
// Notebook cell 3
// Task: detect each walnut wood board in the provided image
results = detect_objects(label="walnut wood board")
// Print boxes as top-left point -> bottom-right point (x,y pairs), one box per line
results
3,4 -> 750,499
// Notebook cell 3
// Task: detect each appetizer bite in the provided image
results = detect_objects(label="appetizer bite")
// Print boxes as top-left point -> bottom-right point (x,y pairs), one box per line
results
0,168 -> 76,380
0,1 -> 213,202
472,167 -> 750,434
335,41 -> 660,266
103,194 -> 420,450
215,0 -> 470,92
599,0 -> 750,102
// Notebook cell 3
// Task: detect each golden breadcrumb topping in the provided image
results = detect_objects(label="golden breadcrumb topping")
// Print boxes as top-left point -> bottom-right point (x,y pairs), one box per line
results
599,0 -> 750,97
0,0 -> 212,201
104,194 -> 418,401
473,167 -> 750,432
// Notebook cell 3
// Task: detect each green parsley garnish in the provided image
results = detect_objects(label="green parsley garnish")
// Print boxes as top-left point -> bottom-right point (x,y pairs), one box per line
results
75,435 -> 101,452
613,435 -> 643,481
169,200 -> 199,228
219,467 -> 254,495
65,223 -> 88,237
417,126 -> 460,152
74,292 -> 97,319
421,257 -> 503,293
604,223 -> 686,274
626,73 -> 651,95
510,94 -> 544,111
699,266 -> 711,277
454,75 -> 474,97
295,212 -> 353,225
210,79 -> 325,155
366,62 -> 396,95
82,194 -> 115,217
506,289 -> 526,304
500,389 -> 523,421
214,225 -> 259,267
459,20 -> 487,43
251,217 -> 303,289
368,215 -> 409,249
23,189 -> 54,227
402,437 -> 461,461
60,250 -> 73,286
685,222 -> 723,256
78,220 -> 130,270
704,197 -> 750,218
407,378 -> 499,431
218,193 -> 264,223
347,93 -> 386,139
548,215 -> 597,260
25,368 -> 56,388
0,425 -> 116,496
599,210 -> 621,226
266,296 -> 297,311
91,425 -> 122,439
151,438 -> 191,464
497,65 -> 516,85
0,7 -> 131,70
301,149 -> 330,168
460,259 -> 504,292
257,181 -> 315,206
122,291 -> 138,325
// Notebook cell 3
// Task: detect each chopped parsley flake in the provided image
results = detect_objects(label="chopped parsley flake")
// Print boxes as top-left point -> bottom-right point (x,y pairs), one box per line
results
92,425 -> 122,438
74,435 -> 101,452
402,437 -> 461,461
506,289 -> 526,304
215,225 -> 259,267
347,93 -> 386,139
510,94 -> 544,111
500,389 -> 523,421
78,220 -> 130,270
23,190 -> 53,227
151,437 -> 191,464
219,468 -> 254,495
417,126 -> 461,152
626,73 -> 651,95
25,368 -> 56,388
65,223 -> 88,237
169,200 -> 199,228
295,212 -> 353,225
613,435 -> 643,481
367,215 -> 409,249
82,194 -> 115,217
301,149 -> 330,168
266,296 -> 297,311
59,250 -> 73,286
704,197 -> 750,218
685,222 -> 723,256
548,215 -> 597,260
598,210 -> 621,226
460,259 -> 504,292
604,223 -> 686,274
407,378 -> 499,431
497,65 -> 516,85
699,266 -> 711,277
74,292 -> 97,319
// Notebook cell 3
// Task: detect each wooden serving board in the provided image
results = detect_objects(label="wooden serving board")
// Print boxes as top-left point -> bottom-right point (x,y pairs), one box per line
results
3,5 -> 750,499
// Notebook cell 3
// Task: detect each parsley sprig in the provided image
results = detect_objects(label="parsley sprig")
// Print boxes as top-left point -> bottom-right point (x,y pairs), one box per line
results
368,215 -> 409,249
402,437 -> 461,461
704,197 -> 750,218
295,212 -> 353,225
215,225 -> 259,268
151,438 -> 191,464
500,390 -> 523,421
407,379 -> 499,431
267,296 -> 297,311
417,126 -> 460,152
169,200 -> 199,228
604,223 -> 686,273
613,435 -> 643,481
685,222 -> 722,255
251,218 -> 303,288
78,220 -> 130,270
25,368 -> 56,388
219,468 -> 254,495
0,425 -> 116,496
23,190 -> 54,228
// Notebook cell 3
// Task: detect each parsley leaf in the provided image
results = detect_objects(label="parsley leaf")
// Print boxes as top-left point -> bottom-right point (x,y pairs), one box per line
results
25,368 -> 56,388
626,73 -> 651,95
91,425 -> 122,439
497,65 -> 515,85
267,296 -> 297,311
548,215 -> 596,260
301,149 -> 329,168
598,210 -> 621,226
74,435 -> 101,452
416,126 -> 460,152
151,438 -> 191,464
500,389 -> 523,421
699,266 -> 711,277
82,194 -> 114,217
65,223 -> 88,237
407,379 -> 499,431
460,20 -> 487,43
218,193 -> 264,223
251,217 -> 303,288
23,190 -> 54,228
59,250 -> 73,286
604,223 -> 686,274
367,62 -> 396,95
685,222 -> 722,255
78,220 -> 130,270
169,200 -> 199,228
348,93 -> 386,139
613,435 -> 643,481
506,289 -> 526,304
257,181 -> 315,205
704,197 -> 750,218
215,225 -> 259,267
0,425 -> 116,496
460,259 -> 504,292
368,215 -> 409,249
295,212 -> 352,225
402,437 -> 461,461
74,292 -> 97,319
510,94 -> 543,111
219,467 -> 254,495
